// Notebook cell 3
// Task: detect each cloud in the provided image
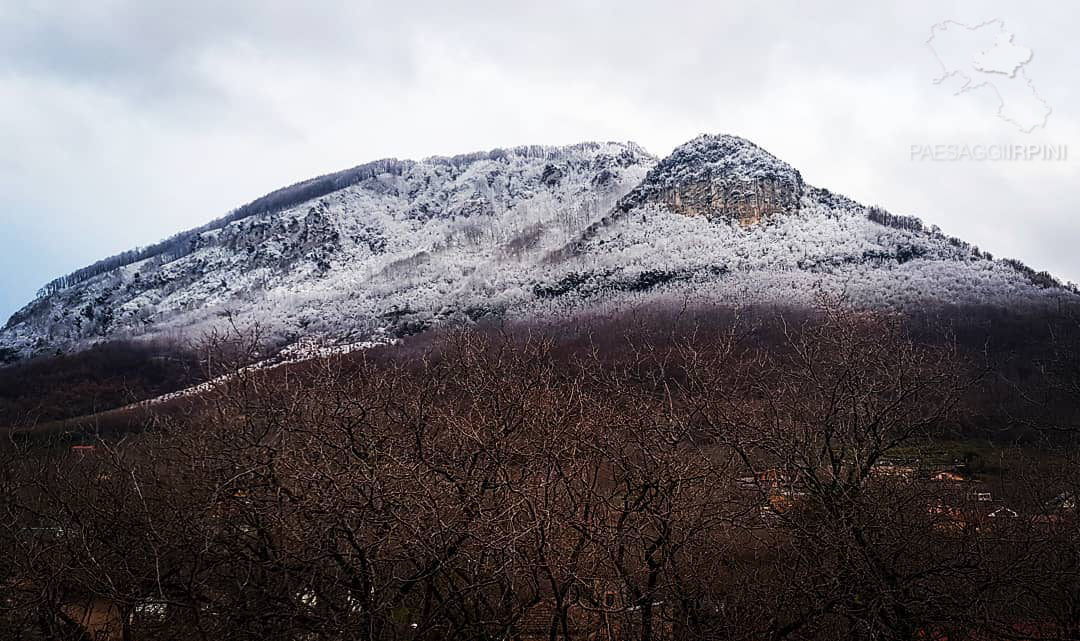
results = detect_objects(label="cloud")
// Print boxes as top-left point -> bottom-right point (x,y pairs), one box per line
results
1,0 -> 1078,321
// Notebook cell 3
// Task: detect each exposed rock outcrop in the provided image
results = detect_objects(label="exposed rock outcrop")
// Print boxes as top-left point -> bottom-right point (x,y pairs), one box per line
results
620,134 -> 804,225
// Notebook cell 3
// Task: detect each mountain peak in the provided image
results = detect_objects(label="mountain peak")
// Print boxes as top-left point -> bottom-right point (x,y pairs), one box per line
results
619,133 -> 804,225
674,133 -> 794,173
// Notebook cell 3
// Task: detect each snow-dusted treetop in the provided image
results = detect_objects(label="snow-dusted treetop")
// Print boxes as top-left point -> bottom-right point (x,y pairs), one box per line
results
626,134 -> 801,200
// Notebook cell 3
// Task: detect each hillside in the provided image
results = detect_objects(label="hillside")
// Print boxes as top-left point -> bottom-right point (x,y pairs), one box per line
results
2,134 -> 1074,359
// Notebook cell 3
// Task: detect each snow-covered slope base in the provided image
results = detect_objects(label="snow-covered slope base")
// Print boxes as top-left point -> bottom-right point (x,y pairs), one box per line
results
2,135 -> 1074,358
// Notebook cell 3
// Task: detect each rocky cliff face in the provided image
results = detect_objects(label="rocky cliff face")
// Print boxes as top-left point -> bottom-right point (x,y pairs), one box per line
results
659,175 -> 799,225
617,132 -> 803,224
619,134 -> 803,225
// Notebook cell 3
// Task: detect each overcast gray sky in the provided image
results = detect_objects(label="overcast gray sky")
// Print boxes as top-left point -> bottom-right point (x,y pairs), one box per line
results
1,0 -> 1077,322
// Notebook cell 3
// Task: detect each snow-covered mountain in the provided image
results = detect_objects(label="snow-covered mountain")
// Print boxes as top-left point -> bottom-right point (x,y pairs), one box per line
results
2,134 -> 1075,358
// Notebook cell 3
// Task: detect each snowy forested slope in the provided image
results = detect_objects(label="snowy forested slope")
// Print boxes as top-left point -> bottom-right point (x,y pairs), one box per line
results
2,135 -> 1074,358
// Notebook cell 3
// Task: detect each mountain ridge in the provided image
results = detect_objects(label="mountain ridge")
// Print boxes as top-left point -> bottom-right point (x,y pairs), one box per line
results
2,134 -> 1075,360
